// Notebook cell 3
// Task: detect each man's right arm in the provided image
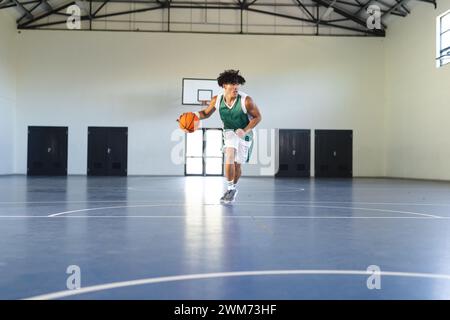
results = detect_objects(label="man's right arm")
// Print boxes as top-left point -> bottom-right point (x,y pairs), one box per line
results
195,96 -> 217,120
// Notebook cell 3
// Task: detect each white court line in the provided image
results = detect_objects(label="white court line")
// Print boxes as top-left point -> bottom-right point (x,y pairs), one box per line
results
47,204 -> 178,217
1,215 -> 449,219
25,269 -> 450,300
46,203 -> 441,218
2,200 -> 450,206
127,187 -> 306,193
239,200 -> 450,207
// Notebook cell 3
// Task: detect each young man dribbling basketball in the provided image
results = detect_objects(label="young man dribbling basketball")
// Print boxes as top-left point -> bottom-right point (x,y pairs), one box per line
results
193,70 -> 262,203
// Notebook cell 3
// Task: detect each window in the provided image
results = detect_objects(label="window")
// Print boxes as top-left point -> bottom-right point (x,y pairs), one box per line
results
185,128 -> 224,176
437,10 -> 450,68
185,130 -> 204,175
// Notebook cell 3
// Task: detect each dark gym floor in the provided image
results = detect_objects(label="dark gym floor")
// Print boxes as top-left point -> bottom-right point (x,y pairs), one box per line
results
1,175 -> 450,300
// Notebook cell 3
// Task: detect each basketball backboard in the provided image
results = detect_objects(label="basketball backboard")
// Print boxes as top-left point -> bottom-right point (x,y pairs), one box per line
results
182,78 -> 222,105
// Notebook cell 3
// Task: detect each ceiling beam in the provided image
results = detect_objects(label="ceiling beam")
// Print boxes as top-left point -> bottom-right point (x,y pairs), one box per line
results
92,0 -> 110,16
415,0 -> 436,8
20,3 -> 165,28
13,0 -> 397,36
354,0 -> 407,18
353,0 -> 390,28
0,0 -> 40,9
310,0 -> 385,36
12,0 -> 33,19
17,0 -> 43,23
246,6 -> 379,35
294,0 -> 316,21
19,1 -> 76,27
381,0 -> 410,18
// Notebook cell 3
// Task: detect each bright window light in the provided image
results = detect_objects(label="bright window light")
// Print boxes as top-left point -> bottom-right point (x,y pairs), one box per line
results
437,10 -> 450,68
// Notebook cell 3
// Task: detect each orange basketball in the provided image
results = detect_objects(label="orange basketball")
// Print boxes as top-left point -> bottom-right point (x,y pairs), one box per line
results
178,112 -> 199,133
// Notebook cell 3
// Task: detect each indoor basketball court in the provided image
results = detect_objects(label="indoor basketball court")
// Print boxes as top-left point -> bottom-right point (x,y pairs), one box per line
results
1,0 -> 450,303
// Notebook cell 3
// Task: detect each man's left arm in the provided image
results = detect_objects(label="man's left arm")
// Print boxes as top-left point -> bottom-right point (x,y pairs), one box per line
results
236,96 -> 262,138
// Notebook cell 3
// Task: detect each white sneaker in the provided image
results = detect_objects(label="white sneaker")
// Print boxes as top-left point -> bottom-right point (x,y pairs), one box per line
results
220,190 -> 231,203
224,189 -> 238,203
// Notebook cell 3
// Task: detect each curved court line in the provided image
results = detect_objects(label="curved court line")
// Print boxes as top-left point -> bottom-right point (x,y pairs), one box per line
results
253,204 -> 440,218
25,269 -> 450,300
47,204 -> 178,217
47,203 -> 440,218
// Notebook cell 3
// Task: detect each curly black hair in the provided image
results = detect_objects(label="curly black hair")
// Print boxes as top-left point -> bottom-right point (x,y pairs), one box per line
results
217,69 -> 246,87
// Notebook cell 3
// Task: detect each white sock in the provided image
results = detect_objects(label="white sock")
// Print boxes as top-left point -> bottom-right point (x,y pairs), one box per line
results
227,180 -> 235,190
233,181 -> 238,190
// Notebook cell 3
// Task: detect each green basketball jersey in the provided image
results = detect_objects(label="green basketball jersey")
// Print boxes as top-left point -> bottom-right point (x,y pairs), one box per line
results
218,94 -> 253,142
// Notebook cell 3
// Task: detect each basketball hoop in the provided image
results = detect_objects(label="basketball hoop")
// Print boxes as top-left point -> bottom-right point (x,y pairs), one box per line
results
199,100 -> 210,106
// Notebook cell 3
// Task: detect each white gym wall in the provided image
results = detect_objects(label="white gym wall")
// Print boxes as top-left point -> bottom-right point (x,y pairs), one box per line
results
385,0 -> 450,180
0,11 -> 16,175
14,30 -> 385,176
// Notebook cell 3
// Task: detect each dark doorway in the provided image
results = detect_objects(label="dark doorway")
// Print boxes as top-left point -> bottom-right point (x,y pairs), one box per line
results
276,129 -> 311,177
27,126 -> 68,176
315,130 -> 352,177
87,127 -> 128,176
